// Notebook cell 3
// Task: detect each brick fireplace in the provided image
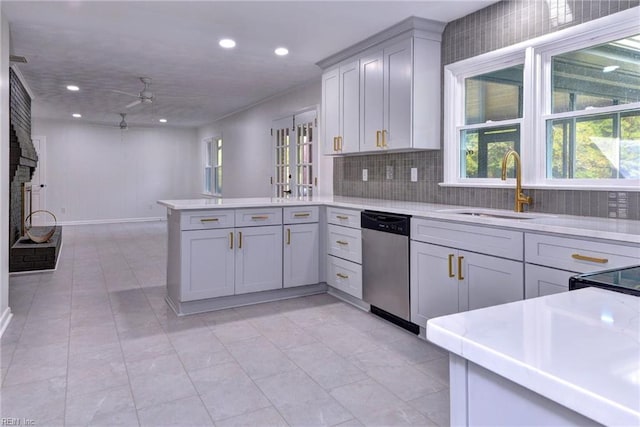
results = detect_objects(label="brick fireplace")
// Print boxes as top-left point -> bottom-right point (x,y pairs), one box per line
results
8,68 -> 62,272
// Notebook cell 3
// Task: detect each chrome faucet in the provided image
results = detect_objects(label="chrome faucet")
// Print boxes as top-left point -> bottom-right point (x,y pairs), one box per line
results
501,149 -> 532,213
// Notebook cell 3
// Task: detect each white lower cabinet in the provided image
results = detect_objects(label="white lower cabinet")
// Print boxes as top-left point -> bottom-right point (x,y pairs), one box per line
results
181,229 -> 235,301
411,241 -> 523,326
179,225 -> 282,301
327,255 -> 363,299
283,223 -> 319,288
235,225 -> 283,294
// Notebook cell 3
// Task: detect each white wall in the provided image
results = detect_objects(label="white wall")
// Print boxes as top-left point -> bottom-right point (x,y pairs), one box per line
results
198,80 -> 333,198
0,9 -> 13,336
32,119 -> 200,224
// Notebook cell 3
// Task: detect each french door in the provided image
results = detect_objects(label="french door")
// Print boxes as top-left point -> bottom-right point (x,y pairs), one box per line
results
272,109 -> 317,198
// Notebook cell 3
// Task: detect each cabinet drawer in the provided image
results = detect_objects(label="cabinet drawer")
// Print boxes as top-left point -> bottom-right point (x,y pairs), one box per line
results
327,255 -> 363,299
235,208 -> 282,227
180,210 -> 235,230
525,233 -> 639,273
327,224 -> 362,264
327,207 -> 361,229
283,206 -> 319,224
411,218 -> 523,261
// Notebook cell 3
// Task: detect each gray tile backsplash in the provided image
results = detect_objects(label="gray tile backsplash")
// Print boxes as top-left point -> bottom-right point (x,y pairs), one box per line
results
333,0 -> 639,220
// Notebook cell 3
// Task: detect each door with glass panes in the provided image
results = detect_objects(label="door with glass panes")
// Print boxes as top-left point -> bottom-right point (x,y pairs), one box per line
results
272,109 -> 317,198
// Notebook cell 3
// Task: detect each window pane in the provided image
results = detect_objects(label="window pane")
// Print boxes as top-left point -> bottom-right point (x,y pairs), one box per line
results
215,167 -> 222,194
465,65 -> 524,125
460,125 -> 520,178
552,34 -> 640,113
204,166 -> 212,193
547,111 -> 640,179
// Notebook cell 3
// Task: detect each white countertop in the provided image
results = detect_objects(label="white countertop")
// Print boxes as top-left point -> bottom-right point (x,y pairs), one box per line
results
157,196 -> 640,244
426,288 -> 640,426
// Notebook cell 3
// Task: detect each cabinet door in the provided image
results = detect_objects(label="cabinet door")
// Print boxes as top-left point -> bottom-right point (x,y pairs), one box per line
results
235,225 -> 283,294
410,241 -> 459,325
383,38 -> 412,150
339,60 -> 360,154
462,251 -> 523,312
359,51 -> 384,152
525,264 -> 572,299
322,67 -> 340,155
283,223 -> 319,288
181,229 -> 234,301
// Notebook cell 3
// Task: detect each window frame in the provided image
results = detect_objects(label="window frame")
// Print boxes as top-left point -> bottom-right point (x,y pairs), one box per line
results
202,136 -> 222,196
443,8 -> 640,190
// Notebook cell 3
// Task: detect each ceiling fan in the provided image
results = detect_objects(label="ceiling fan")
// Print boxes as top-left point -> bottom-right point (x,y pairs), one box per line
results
112,77 -> 154,109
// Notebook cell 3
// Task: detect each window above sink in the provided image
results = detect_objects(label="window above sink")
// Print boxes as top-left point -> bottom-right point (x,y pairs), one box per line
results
443,8 -> 640,191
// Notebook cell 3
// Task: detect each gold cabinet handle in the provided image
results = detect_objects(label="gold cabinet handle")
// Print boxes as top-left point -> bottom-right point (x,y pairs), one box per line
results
200,218 -> 219,223
336,273 -> 349,279
338,136 -> 343,151
572,253 -> 608,264
457,256 -> 464,281
294,213 -> 310,217
448,254 -> 455,278
333,137 -> 338,151
251,215 -> 269,220
238,232 -> 243,249
336,240 -> 349,245
382,130 -> 387,148
376,130 -> 382,147
229,232 -> 234,249
336,215 -> 348,220
286,228 -> 291,245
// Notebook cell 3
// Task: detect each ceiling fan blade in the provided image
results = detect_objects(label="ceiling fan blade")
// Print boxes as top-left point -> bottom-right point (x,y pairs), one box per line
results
111,89 -> 140,98
125,99 -> 142,109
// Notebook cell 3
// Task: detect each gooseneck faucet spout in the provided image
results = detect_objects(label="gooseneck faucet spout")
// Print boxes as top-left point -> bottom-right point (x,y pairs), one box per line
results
501,149 -> 532,213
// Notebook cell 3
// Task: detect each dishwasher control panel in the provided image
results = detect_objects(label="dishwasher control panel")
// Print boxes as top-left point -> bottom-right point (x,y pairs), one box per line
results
361,211 -> 410,236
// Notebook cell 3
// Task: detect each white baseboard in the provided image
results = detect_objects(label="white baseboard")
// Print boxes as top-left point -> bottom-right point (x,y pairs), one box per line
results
57,216 -> 165,226
0,307 -> 13,338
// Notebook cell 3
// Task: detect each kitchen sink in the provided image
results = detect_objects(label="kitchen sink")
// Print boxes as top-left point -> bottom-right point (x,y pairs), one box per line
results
439,208 -> 550,220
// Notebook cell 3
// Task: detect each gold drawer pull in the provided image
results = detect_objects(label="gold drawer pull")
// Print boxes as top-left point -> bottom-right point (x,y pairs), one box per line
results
336,273 -> 349,279
382,129 -> 387,148
229,232 -> 234,249
286,228 -> 291,245
238,232 -> 243,249
457,256 -> 464,281
376,130 -> 382,147
572,253 -> 608,264
336,215 -> 349,220
294,213 -> 310,217
251,215 -> 269,220
448,254 -> 455,278
200,218 -> 219,222
336,240 -> 349,246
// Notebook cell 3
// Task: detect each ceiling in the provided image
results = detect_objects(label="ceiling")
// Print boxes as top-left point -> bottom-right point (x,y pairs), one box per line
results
3,1 -> 497,128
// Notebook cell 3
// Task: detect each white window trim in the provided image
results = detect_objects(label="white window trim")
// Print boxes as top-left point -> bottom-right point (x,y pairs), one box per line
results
443,7 -> 640,191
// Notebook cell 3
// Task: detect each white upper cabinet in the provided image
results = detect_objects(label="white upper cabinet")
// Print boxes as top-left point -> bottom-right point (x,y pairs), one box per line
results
323,61 -> 360,154
319,17 -> 445,155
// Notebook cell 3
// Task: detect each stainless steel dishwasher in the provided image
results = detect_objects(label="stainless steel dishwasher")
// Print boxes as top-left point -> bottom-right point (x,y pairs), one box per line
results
361,211 -> 418,334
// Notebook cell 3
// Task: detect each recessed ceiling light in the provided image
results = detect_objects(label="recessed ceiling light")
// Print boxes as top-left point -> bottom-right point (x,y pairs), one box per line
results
67,85 -> 80,91
159,118 -> 167,123
219,38 -> 236,49
72,113 -> 82,118
602,65 -> 620,73
274,47 -> 289,56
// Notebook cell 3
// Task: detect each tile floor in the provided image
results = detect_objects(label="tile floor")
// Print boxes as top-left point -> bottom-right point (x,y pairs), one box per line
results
1,222 -> 450,426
